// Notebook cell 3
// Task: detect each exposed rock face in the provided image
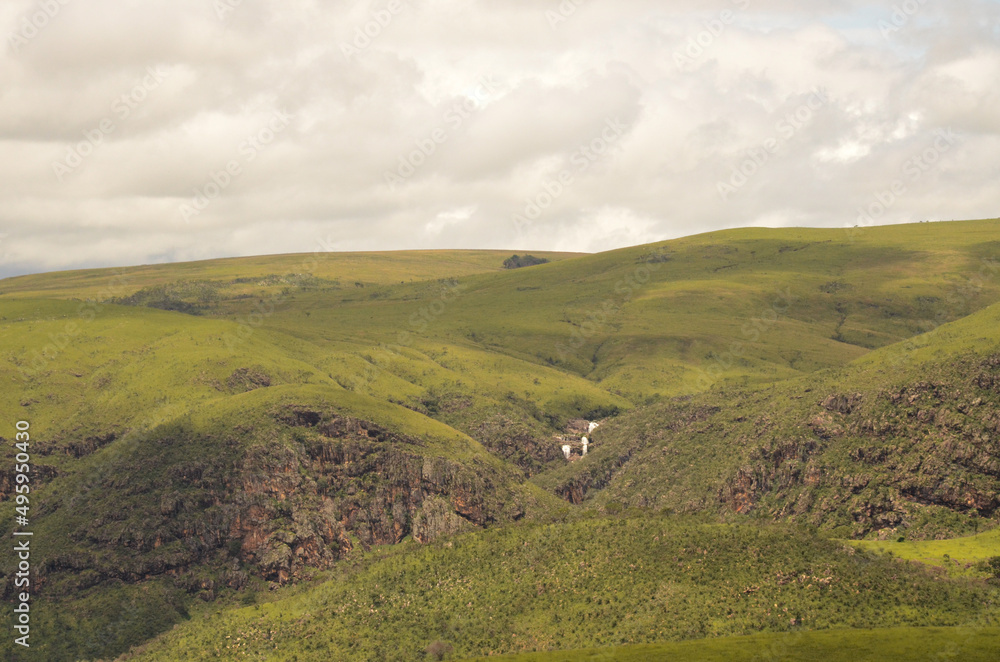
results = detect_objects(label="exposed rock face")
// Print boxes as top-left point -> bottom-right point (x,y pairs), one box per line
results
226,367 -> 272,392
552,405 -> 720,505
7,405 -> 529,599
820,393 -> 862,415
28,430 -> 121,460
716,354 -> 1000,537
472,414 -> 563,475
0,458 -> 58,500
226,407 -> 529,583
556,450 -> 633,505
551,354 -> 1000,539
718,438 -> 820,515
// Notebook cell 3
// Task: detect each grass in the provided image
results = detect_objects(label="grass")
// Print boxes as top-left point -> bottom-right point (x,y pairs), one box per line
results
1,380 -> 562,660
458,627 -> 1000,661
122,516 -> 1000,661
0,249 -> 585,301
3,219 -> 1000,660
539,294 -> 1000,540
6,220 -> 1000,409
853,528 -> 1000,576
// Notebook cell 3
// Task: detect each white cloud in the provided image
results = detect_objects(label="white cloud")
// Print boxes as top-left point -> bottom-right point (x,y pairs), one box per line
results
1,0 -> 999,275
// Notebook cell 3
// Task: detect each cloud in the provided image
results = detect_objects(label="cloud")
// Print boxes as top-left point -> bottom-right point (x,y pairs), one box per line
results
1,0 -> 999,275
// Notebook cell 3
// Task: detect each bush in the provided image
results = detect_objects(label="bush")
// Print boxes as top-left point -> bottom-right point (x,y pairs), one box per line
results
425,640 -> 453,660
503,254 -> 549,269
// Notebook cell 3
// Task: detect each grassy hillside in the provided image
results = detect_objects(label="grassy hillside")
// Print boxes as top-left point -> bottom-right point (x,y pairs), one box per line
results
0,292 -> 627,475
242,220 -> 1000,404
0,249 -> 584,301
0,380 -> 563,660
2,220 -> 1000,660
460,627 -> 1000,662
853,528 -> 1000,576
7,220 -> 1000,406
541,297 -> 1000,540
122,516 -> 1000,661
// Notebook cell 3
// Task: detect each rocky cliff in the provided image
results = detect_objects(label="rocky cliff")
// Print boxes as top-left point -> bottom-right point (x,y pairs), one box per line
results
2,402 -> 533,603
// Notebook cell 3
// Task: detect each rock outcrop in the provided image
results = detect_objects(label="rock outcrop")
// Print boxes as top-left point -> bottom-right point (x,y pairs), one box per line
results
5,404 -> 530,600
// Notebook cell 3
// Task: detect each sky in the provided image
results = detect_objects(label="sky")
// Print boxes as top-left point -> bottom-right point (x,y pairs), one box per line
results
1,0 -> 999,277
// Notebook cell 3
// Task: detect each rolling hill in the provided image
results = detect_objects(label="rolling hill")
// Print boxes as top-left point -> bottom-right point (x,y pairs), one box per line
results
542,295 -> 1000,539
2,220 -> 1000,660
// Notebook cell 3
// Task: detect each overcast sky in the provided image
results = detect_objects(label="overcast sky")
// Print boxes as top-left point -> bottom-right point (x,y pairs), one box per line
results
1,0 -> 998,276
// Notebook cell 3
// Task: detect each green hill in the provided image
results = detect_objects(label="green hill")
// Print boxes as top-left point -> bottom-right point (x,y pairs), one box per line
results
460,627 -> 1000,662
121,517 -> 1000,662
2,220 -> 1000,660
544,296 -> 1000,540
0,249 -> 585,301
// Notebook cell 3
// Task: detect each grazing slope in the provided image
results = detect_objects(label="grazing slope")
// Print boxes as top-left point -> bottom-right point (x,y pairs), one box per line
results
0,249 -> 584,301
460,627 -> 1000,662
1,220 -> 999,660
123,517 -> 999,662
547,298 -> 1000,540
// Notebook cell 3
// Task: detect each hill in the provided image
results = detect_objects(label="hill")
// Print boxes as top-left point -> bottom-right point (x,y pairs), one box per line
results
2,220 -> 1000,660
121,517 -> 1000,661
459,627 -> 1000,662
0,249 -> 585,301
542,296 -> 1000,540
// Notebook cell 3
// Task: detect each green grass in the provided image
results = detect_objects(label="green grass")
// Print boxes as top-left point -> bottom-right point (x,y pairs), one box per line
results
1,380 -> 562,660
6,220 -> 1000,409
539,293 -> 1000,540
0,249 -> 584,301
6,580 -> 189,662
853,528 -> 1000,576
122,516 -> 1000,661
3,219 -> 1000,660
459,627 -> 1000,661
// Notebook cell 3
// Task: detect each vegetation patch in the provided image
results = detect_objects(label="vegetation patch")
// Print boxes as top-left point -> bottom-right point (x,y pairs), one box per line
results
504,255 -> 551,269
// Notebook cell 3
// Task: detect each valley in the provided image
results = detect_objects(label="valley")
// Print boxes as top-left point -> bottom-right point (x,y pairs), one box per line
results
2,220 -> 1000,660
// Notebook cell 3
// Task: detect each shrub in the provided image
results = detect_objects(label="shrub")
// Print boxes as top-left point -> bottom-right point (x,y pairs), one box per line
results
503,255 -> 549,269
425,640 -> 453,660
